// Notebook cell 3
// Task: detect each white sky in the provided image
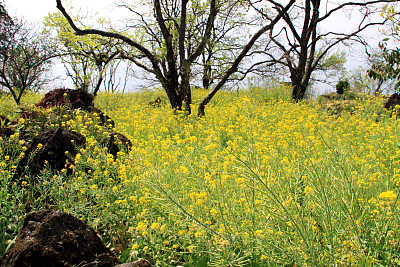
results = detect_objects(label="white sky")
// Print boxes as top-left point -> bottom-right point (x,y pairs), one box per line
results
2,0 -> 395,93
4,0 -> 122,22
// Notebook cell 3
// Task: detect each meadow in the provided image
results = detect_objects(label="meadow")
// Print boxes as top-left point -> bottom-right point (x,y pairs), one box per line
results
1,86 -> 400,266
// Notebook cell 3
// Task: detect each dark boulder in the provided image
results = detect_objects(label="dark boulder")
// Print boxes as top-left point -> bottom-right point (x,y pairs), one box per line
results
0,210 -> 120,267
35,88 -> 114,128
101,132 -> 132,158
35,88 -> 94,110
0,115 -> 14,138
22,128 -> 85,176
383,93 -> 400,111
88,106 -> 115,128
0,127 -> 14,139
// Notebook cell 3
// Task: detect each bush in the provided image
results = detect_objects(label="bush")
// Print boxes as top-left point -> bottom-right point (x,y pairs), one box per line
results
336,80 -> 350,95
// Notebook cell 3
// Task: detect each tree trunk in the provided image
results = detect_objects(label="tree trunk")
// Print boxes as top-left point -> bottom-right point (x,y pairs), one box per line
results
163,82 -> 183,111
184,85 -> 192,114
291,83 -> 307,102
290,69 -> 308,102
202,63 -> 212,89
93,76 -> 103,97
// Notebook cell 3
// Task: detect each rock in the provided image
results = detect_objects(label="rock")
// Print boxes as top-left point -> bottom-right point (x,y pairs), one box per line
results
35,88 -> 94,110
88,106 -> 115,128
101,132 -> 132,158
24,128 -> 85,176
115,259 -> 153,267
35,88 -> 115,128
383,93 -> 400,111
0,115 -> 14,138
0,210 -> 120,267
0,127 -> 14,139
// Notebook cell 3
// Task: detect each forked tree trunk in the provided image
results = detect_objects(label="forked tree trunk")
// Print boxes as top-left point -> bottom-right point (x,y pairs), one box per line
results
290,69 -> 309,102
164,82 -> 183,111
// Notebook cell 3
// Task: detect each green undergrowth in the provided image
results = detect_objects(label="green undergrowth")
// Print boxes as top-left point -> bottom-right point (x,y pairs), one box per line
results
1,88 -> 399,266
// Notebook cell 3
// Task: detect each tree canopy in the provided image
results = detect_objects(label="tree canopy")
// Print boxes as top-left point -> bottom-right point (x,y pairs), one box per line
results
249,0 -> 400,101
0,5 -> 58,105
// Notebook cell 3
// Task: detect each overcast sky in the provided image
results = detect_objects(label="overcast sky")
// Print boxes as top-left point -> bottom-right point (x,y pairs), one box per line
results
4,0 -> 121,22
3,0 -> 394,93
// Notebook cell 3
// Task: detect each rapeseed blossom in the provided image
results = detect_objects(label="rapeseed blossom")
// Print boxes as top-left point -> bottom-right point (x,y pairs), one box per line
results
1,90 -> 399,265
379,190 -> 397,201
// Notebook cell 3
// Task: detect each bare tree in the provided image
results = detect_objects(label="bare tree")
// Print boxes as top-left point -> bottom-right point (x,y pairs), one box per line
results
57,0 -> 219,114
57,0 -> 297,116
0,2 -> 13,42
197,0 -> 295,116
187,0 -> 257,89
45,12 -> 123,96
246,0 -> 400,101
0,17 -> 58,105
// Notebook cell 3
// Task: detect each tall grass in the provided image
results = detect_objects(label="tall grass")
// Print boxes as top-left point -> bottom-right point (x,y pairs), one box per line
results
0,87 -> 399,266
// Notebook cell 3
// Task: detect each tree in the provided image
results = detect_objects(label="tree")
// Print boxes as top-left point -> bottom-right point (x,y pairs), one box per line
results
118,0 -> 254,91
336,80 -> 350,95
197,0 -> 295,116
246,0 -> 400,102
56,0 -> 295,116
56,0 -> 220,114
367,5 -> 400,92
0,17 -> 58,105
44,12 -> 123,96
0,2 -> 13,43
368,41 -> 400,91
186,0 -> 256,89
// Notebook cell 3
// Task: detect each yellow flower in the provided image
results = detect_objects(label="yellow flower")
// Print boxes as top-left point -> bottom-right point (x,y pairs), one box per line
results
260,255 -> 268,260
210,208 -> 218,216
379,190 -> 397,201
150,222 -> 160,230
179,166 -> 189,174
255,230 -> 263,237
304,185 -> 314,196
137,221 -> 148,233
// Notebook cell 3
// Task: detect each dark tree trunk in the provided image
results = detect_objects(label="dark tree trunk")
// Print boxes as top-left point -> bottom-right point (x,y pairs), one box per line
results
291,82 -> 307,102
290,70 -> 306,101
93,76 -> 103,97
164,81 -> 183,111
202,63 -> 212,89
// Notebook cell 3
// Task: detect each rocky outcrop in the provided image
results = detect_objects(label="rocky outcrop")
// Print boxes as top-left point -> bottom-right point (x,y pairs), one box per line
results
0,210 -> 120,267
16,128 -> 86,177
101,132 -> 132,158
35,88 -> 94,110
383,93 -> 400,111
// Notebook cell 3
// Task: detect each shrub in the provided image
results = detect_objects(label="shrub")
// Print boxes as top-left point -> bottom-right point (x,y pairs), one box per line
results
336,80 -> 350,95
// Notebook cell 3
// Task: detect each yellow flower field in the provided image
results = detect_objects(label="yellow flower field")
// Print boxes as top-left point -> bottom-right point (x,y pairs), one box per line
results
1,87 -> 399,266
